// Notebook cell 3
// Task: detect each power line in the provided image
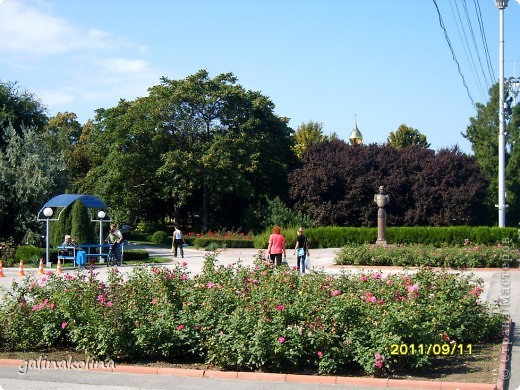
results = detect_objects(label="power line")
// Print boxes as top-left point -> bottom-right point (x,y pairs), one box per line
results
449,0 -> 487,100
432,0 -> 476,108
473,0 -> 495,84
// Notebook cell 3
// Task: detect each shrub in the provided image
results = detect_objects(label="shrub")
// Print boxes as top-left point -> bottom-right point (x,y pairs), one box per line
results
123,250 -> 150,262
15,245 -> 46,263
0,257 -> 506,376
1,238 -> 18,267
151,231 -> 169,244
335,243 -> 520,268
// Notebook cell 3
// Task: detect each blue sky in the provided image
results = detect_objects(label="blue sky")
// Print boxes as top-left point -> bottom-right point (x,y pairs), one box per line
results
1,0 -> 520,153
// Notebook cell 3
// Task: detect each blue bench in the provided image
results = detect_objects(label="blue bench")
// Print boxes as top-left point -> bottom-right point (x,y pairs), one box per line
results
58,244 -> 124,267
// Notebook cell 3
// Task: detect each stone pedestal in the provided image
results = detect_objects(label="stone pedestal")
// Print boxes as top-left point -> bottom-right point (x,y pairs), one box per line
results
376,207 -> 387,246
374,186 -> 390,246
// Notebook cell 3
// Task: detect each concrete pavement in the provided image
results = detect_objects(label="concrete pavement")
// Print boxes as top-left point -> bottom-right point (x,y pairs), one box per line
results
0,244 -> 518,389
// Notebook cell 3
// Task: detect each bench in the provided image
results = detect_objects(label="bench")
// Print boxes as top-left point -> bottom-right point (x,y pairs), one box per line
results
57,244 -> 125,267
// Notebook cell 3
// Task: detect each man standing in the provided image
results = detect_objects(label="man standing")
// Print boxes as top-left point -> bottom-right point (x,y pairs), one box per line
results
108,224 -> 123,261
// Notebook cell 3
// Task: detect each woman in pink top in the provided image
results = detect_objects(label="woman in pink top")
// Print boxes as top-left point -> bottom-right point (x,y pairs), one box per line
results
267,226 -> 286,266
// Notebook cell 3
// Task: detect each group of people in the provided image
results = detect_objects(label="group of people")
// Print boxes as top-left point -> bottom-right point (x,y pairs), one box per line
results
59,223 -> 124,262
168,225 -> 309,272
267,226 -> 310,273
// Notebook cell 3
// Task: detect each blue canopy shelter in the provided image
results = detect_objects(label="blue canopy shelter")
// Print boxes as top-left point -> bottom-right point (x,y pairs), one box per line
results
37,194 -> 108,266
37,194 -> 107,220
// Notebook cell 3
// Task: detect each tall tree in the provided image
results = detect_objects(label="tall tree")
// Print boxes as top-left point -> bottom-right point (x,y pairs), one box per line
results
289,141 -> 487,227
387,124 -> 430,149
0,125 -> 67,242
0,81 -> 48,149
292,121 -> 327,159
79,70 -> 295,231
463,83 -> 520,225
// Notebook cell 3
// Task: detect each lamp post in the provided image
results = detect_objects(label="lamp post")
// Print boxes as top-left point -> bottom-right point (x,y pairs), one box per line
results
496,0 -> 508,227
97,210 -> 106,255
43,207 -> 53,267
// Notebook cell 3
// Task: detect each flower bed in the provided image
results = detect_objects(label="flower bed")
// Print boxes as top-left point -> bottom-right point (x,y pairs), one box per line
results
0,253 -> 506,376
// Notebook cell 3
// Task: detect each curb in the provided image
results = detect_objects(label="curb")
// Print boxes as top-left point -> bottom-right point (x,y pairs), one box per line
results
0,358 -> 497,389
497,318 -> 514,390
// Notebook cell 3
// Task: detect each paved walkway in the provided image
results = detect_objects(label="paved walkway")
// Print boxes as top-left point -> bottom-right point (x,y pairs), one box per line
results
0,244 -> 518,389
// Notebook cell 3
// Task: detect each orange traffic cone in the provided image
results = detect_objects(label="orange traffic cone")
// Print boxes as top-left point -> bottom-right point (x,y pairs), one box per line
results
17,260 -> 25,276
0,259 -> 4,278
56,258 -> 63,274
38,258 -> 45,275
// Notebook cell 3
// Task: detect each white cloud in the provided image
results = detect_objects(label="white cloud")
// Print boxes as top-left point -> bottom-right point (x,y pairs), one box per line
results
0,0 -> 133,57
0,0 -> 161,122
100,58 -> 151,75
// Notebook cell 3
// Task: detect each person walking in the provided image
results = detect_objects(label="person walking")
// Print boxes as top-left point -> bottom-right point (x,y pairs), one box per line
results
267,226 -> 286,266
172,226 -> 184,258
293,227 -> 309,273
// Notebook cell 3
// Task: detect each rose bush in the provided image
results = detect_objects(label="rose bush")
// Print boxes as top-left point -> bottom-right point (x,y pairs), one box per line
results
0,253 -> 506,376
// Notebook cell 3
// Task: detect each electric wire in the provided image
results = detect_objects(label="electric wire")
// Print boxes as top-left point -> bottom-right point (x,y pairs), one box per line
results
473,0 -> 496,85
432,0 -> 476,109
449,0 -> 487,101
462,0 -> 491,92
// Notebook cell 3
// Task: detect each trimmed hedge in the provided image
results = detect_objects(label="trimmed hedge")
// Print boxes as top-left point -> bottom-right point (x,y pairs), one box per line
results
254,226 -> 518,249
335,244 -> 520,268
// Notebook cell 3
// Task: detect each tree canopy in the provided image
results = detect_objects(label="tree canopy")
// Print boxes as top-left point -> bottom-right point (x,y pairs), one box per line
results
0,81 -> 48,150
463,83 -> 520,226
78,70 -> 295,231
387,124 -> 430,149
289,140 -> 487,227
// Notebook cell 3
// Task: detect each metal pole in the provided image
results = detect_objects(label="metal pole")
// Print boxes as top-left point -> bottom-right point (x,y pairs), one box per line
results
498,5 -> 506,227
45,218 -> 50,267
99,220 -> 103,254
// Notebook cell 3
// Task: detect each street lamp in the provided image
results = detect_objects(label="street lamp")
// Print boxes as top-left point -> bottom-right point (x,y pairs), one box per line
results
496,0 -> 508,227
43,207 -> 53,267
97,210 -> 106,255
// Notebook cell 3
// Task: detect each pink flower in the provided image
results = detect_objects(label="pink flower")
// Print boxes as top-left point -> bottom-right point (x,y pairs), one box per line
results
182,261 -> 188,267
374,353 -> 385,369
207,282 -> 215,289
278,337 -> 286,343
48,303 -> 55,309
470,287 -> 482,296
359,276 -> 367,282
181,274 -> 188,280
276,304 -> 285,311
151,298 -> 157,304
331,290 -> 341,296
317,351 -> 323,358
105,301 -> 113,307
61,322 -> 67,329
372,272 -> 382,279
407,283 -> 419,293
177,324 -> 185,331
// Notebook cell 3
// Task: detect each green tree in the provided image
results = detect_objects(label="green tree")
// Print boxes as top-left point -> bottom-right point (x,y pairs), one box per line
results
0,81 -> 48,149
0,125 -> 67,242
42,112 -> 85,191
79,70 -> 295,232
387,124 -> 430,149
292,121 -> 327,159
463,83 -> 520,225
